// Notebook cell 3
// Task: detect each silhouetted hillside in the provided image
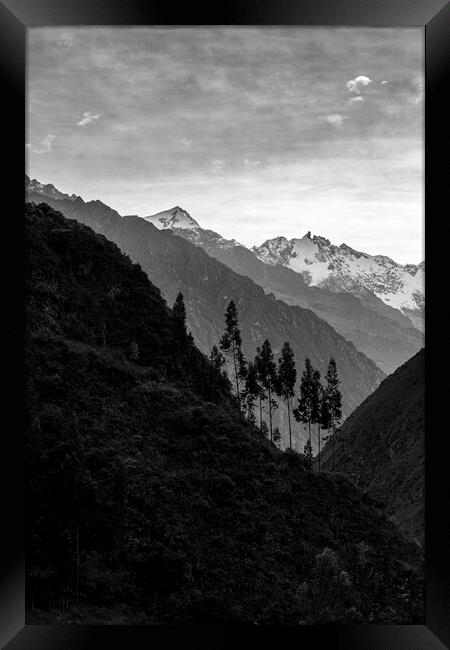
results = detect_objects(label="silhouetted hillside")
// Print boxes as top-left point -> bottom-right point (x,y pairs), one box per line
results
25,190 -> 386,453
321,349 -> 424,544
25,203 -> 423,624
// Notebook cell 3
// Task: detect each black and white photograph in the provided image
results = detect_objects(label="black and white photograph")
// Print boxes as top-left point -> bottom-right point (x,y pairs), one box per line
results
24,24 -> 427,626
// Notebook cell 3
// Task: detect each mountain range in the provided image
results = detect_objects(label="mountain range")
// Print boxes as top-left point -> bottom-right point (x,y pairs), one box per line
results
25,178 -> 387,451
321,348 -> 424,545
145,206 -> 424,375
25,201 -> 424,624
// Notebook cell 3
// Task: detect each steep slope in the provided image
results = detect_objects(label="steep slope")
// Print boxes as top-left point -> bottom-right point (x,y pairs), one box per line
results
253,233 -> 424,330
25,188 -> 386,452
321,349 -> 425,545
25,203 -> 423,624
142,205 -> 423,374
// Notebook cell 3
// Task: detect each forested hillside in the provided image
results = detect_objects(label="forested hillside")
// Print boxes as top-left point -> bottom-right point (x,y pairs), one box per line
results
321,349 -> 425,544
25,188 -> 385,453
25,203 -> 423,624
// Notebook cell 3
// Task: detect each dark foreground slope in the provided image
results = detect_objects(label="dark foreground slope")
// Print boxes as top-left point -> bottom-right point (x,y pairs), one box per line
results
25,188 -> 385,435
321,350 -> 424,544
25,203 -> 423,624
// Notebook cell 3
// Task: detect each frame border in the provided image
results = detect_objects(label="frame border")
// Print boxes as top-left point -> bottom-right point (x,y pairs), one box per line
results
2,0 -> 449,647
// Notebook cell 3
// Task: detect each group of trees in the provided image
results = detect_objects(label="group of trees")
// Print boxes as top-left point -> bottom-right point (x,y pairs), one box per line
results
207,299 -> 343,470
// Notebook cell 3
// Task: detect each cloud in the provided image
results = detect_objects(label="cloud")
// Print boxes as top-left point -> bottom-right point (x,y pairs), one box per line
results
412,82 -> 424,105
55,40 -> 73,48
180,137 -> 192,147
112,123 -> 136,132
210,159 -> 225,174
317,114 -> 349,127
381,80 -> 388,85
77,112 -> 101,127
28,134 -> 56,154
349,96 -> 365,104
244,158 -> 261,168
347,75 -> 372,94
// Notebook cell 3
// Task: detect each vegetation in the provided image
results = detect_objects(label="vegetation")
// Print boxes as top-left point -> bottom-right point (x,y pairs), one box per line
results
25,203 -> 424,624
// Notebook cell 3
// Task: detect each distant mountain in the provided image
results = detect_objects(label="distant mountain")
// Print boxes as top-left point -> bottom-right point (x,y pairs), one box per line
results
143,205 -> 424,375
25,202 -> 424,624
253,233 -> 424,331
25,185 -> 385,451
320,349 -> 425,545
25,175 -> 80,203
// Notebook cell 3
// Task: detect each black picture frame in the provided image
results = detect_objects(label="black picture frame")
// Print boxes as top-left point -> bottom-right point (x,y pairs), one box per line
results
2,0 -> 448,647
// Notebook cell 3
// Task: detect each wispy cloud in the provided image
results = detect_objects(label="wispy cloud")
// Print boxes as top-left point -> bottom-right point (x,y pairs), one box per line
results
244,158 -> 261,168
210,159 -> 225,174
349,96 -> 365,104
317,114 -> 349,127
27,134 -> 56,154
77,111 -> 101,127
180,137 -> 192,147
112,123 -> 136,132
55,40 -> 73,48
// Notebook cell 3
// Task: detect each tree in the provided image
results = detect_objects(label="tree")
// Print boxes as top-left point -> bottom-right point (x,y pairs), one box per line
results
317,382 -> 331,472
304,439 -> 313,469
253,352 -> 267,431
293,359 -> 320,461
273,427 -> 282,447
219,300 -> 247,410
255,339 -> 278,442
210,345 -> 225,374
277,342 -> 297,450
324,358 -> 342,472
243,360 -> 260,424
172,291 -> 187,340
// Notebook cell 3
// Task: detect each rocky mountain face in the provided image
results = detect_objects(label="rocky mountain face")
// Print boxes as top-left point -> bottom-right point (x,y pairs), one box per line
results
25,175 -> 80,203
143,206 -> 424,375
25,186 -> 385,452
25,202 -> 423,625
320,349 -> 425,545
253,233 -> 425,331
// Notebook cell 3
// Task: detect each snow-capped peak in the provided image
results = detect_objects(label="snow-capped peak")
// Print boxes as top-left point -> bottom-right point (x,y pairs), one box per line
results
144,206 -> 200,231
253,232 -> 424,316
144,206 -> 245,251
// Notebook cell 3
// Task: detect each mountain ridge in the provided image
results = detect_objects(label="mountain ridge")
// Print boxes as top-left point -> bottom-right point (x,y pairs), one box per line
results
25,201 -> 424,624
25,187 -> 385,451
140,203 -> 423,374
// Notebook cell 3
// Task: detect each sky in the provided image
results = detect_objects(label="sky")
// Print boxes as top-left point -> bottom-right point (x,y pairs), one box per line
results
27,27 -> 424,264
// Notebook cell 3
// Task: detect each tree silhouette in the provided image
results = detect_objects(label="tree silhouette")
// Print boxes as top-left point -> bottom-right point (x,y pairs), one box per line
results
255,339 -> 278,442
325,358 -> 342,472
219,300 -> 247,410
173,291 -> 187,341
210,345 -> 225,374
243,360 -> 260,424
277,342 -> 297,450
253,350 -> 267,431
294,358 -> 320,460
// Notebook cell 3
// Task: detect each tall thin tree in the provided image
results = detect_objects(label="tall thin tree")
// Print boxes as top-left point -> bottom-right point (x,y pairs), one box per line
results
317,382 -> 331,472
277,342 -> 297,450
325,358 -> 342,472
172,291 -> 187,340
255,339 -> 278,442
254,349 -> 267,431
219,300 -> 247,409
294,359 -> 316,451
243,360 -> 260,424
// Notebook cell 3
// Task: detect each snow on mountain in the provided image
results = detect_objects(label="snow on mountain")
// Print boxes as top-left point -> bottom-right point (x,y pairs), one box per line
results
253,232 -> 424,315
144,206 -> 243,250
25,175 -> 79,202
